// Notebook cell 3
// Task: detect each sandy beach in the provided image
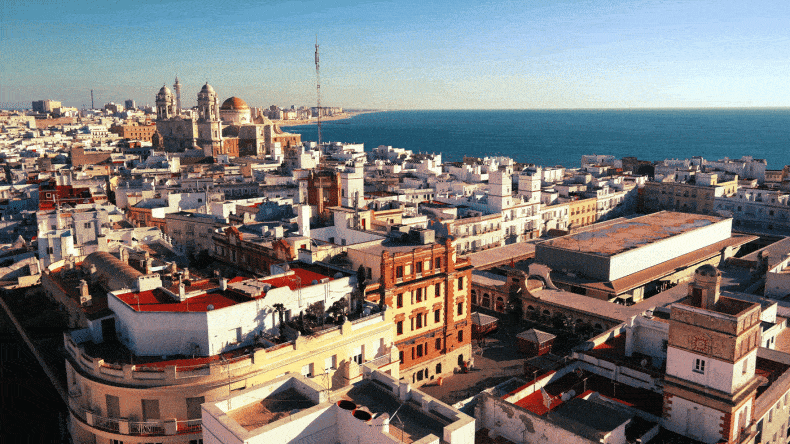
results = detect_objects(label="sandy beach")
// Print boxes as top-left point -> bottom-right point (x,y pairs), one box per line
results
276,111 -> 378,127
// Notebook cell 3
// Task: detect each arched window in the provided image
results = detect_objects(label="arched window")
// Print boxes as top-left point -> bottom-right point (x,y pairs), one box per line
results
495,297 -> 505,312
482,293 -> 491,308
471,290 -> 477,305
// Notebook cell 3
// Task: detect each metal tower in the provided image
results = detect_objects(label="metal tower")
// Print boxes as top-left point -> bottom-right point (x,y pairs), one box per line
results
90,89 -> 94,110
315,36 -> 322,147
174,76 -> 182,115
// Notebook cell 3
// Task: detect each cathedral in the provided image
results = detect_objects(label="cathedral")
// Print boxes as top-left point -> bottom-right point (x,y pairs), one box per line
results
153,79 -> 300,157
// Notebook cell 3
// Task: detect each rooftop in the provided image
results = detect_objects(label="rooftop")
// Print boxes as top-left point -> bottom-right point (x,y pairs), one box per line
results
541,211 -> 725,257
113,267 -> 333,313
227,387 -> 316,431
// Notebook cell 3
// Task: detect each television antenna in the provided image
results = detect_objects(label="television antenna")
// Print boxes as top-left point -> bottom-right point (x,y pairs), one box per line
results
315,35 -> 321,147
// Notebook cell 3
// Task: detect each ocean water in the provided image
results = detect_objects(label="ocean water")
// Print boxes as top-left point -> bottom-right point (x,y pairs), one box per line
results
285,109 -> 790,169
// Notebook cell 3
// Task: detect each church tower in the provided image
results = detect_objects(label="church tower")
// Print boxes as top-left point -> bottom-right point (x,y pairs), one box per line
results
663,265 -> 762,443
155,85 -> 175,120
197,83 -> 219,121
174,76 -> 182,115
196,83 -> 222,156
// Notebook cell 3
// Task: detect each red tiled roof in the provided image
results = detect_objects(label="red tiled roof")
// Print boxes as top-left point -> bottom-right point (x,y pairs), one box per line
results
115,288 -> 241,312
262,268 -> 332,290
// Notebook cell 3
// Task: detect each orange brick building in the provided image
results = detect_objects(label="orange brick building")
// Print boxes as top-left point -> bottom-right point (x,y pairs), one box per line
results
109,123 -> 157,142
304,170 -> 341,216
352,238 -> 474,385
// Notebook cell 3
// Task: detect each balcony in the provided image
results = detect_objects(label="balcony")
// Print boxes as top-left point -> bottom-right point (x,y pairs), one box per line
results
78,408 -> 201,436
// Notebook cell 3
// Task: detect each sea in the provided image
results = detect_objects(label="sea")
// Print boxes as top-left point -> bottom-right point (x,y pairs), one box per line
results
285,109 -> 790,169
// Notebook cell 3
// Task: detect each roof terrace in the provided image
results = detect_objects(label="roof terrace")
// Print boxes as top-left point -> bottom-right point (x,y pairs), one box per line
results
203,370 -> 474,444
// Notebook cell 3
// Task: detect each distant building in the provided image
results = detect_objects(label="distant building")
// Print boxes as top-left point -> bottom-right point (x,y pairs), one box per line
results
154,81 -> 300,157
32,99 -> 62,113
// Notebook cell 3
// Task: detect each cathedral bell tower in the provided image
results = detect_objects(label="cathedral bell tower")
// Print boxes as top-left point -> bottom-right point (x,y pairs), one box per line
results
197,83 -> 219,121
155,85 -> 175,120
196,83 -> 222,156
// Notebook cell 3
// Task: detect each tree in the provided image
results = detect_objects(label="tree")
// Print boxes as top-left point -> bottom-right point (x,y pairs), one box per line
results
328,299 -> 348,323
273,303 -> 286,329
354,265 -> 367,313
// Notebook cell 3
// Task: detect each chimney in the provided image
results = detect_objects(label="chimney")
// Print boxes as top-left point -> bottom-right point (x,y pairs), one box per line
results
220,277 -> 228,291
120,247 -> 129,263
178,283 -> 185,301
183,268 -> 190,281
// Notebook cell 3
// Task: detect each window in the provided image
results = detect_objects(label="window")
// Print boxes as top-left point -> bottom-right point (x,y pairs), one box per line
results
397,294 -> 403,308
397,321 -> 403,335
435,309 -> 441,323
325,355 -> 337,370
693,358 -> 706,374
399,350 -> 404,364
84,222 -> 91,229
416,261 -> 422,273
457,302 -> 463,316
301,363 -> 314,377
435,257 -> 441,269
458,330 -> 464,342
396,266 -> 403,279
435,284 -> 441,297
142,399 -> 160,421
416,343 -> 424,358
416,315 -> 423,329
416,288 -> 423,302
186,396 -> 205,420
458,277 -> 464,291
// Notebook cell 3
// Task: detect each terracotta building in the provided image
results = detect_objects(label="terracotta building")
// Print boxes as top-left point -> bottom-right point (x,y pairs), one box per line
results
109,123 -> 157,142
349,237 -> 474,385
304,170 -> 341,217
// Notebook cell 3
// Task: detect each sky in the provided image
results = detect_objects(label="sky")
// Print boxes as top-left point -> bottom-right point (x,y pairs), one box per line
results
1,0 -> 788,110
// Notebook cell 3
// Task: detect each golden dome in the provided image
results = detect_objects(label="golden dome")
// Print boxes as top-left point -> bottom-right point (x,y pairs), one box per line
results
220,96 -> 249,110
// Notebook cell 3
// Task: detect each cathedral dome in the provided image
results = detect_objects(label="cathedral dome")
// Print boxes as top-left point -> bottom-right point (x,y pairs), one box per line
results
158,85 -> 172,96
200,83 -> 215,94
219,96 -> 251,124
221,97 -> 249,110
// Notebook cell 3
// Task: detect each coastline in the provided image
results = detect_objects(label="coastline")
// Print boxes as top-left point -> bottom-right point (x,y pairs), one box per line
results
276,110 -> 379,127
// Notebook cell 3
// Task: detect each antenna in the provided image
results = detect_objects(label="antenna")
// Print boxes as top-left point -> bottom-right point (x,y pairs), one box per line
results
90,90 -> 94,110
315,35 -> 321,147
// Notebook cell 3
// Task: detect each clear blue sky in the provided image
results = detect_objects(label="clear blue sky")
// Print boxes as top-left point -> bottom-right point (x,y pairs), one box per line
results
2,0 -> 788,110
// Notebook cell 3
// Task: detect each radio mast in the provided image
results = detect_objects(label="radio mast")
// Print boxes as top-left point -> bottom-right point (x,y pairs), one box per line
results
315,36 -> 321,147
90,89 -> 94,110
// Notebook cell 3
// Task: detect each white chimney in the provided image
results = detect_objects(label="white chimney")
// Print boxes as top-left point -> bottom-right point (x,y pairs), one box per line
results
220,277 -> 228,291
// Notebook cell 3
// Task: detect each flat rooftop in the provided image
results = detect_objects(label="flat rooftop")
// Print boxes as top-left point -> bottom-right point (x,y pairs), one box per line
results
541,211 -> 725,257
341,382 -> 447,443
227,387 -> 316,431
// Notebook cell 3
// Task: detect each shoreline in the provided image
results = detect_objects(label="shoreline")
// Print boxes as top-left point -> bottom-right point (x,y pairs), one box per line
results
276,110 -> 380,128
